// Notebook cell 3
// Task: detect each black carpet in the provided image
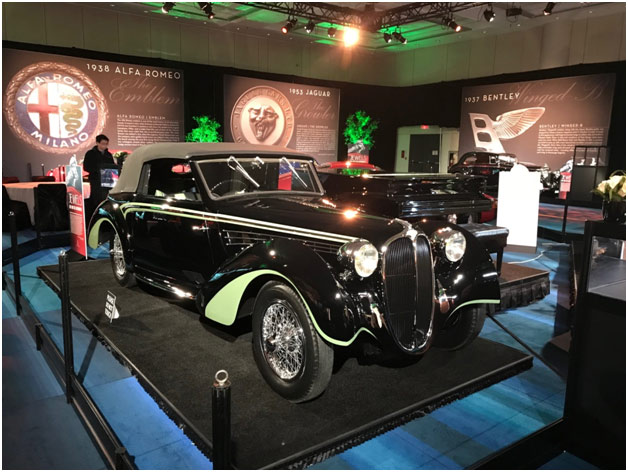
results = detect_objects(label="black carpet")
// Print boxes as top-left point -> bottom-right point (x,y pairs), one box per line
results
38,260 -> 532,469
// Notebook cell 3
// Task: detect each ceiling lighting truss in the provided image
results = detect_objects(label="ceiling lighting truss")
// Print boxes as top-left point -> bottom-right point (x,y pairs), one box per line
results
239,2 -> 487,32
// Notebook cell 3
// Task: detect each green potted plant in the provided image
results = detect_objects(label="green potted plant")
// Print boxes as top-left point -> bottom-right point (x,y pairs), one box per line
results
343,110 -> 378,161
186,116 -> 223,143
593,170 -> 626,223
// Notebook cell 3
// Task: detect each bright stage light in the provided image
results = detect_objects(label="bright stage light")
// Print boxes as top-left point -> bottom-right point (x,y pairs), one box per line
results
343,27 -> 359,47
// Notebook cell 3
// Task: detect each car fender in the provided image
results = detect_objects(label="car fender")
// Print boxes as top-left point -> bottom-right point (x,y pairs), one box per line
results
86,198 -> 131,256
199,238 -> 376,347
418,220 -> 501,325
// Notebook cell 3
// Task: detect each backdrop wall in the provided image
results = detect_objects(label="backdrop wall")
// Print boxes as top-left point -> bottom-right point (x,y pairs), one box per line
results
3,40 -> 625,177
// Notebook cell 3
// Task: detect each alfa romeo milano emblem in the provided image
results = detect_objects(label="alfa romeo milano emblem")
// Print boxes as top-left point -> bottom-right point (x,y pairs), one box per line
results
3,61 -> 108,154
231,86 -> 294,146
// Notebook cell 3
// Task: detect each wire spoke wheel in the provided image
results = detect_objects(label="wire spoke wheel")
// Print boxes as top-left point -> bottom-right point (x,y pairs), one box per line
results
111,233 -> 126,278
261,302 -> 305,380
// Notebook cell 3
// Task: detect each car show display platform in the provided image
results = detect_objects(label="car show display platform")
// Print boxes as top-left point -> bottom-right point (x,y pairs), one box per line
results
38,259 -> 533,469
498,263 -> 550,310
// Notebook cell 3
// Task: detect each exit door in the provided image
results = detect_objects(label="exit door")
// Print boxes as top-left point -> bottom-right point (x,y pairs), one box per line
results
409,134 -> 440,173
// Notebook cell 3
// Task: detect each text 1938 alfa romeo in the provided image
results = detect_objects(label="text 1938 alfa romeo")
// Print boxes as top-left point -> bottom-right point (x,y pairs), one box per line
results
87,143 -> 500,402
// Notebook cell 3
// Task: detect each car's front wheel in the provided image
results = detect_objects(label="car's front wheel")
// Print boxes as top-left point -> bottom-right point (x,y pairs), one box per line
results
110,233 -> 136,288
433,305 -> 486,350
252,281 -> 333,403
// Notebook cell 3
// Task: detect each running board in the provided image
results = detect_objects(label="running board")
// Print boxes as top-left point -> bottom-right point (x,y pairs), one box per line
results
135,273 -> 197,300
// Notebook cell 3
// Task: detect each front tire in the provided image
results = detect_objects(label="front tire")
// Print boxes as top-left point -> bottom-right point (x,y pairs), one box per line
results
110,233 -> 136,288
252,281 -> 333,403
433,305 -> 486,350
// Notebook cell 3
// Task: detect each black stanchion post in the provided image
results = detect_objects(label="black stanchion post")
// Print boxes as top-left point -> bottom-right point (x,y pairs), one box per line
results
59,251 -> 75,403
9,211 -> 22,316
212,369 -> 232,470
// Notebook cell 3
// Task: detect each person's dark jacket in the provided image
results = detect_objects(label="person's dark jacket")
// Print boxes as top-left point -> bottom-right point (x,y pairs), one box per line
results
83,145 -> 115,209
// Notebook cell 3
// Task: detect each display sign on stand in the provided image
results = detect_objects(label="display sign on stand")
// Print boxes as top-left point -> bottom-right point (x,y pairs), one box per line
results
347,141 -> 369,163
65,155 -> 87,258
496,165 -> 541,252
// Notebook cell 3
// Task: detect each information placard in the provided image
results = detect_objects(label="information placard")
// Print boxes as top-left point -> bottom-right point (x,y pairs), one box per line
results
224,75 -> 340,163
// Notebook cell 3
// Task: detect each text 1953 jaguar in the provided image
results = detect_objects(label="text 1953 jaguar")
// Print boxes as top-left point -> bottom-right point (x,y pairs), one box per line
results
87,143 -> 500,403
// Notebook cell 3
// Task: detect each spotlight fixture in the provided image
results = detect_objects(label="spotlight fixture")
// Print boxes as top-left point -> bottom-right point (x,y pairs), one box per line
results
328,26 -> 337,38
483,6 -> 496,22
199,2 -> 214,19
343,27 -> 359,47
161,2 -> 175,14
392,31 -> 407,44
305,19 -> 315,33
281,18 -> 297,34
445,17 -> 462,32
383,32 -> 392,43
543,2 -> 556,15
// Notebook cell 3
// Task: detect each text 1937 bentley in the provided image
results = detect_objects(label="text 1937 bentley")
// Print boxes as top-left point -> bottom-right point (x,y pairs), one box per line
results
87,143 -> 500,403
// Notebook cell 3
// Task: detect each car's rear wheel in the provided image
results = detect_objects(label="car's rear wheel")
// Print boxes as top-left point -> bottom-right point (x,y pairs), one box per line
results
110,233 -> 136,287
252,281 -> 333,403
433,305 -> 486,350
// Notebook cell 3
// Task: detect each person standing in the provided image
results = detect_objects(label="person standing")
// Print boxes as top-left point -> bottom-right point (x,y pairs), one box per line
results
83,134 -> 114,219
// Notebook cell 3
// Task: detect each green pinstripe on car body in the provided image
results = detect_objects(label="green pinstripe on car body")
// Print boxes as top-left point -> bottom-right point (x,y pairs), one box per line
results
204,269 -> 377,347
118,202 -> 357,244
448,299 -> 501,314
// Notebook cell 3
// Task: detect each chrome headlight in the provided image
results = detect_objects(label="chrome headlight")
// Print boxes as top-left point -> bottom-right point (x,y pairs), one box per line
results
338,240 -> 379,278
432,228 -> 467,263
444,231 -> 466,262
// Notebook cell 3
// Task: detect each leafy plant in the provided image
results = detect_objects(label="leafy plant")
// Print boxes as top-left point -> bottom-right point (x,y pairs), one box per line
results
592,170 -> 626,202
185,116 -> 223,143
343,110 -> 378,149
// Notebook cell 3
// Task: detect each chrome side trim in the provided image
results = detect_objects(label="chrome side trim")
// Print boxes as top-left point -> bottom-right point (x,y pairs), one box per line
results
135,273 -> 196,300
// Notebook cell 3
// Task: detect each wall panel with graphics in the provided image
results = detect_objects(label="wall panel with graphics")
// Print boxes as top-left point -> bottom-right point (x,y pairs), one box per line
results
2,48 -> 184,180
223,75 -> 340,163
458,74 -> 616,170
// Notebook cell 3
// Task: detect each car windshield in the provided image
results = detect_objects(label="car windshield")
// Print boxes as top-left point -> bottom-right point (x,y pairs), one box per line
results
197,155 -> 322,198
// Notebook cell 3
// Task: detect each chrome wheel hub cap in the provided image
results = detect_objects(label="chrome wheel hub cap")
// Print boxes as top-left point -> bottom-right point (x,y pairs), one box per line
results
111,234 -> 126,278
261,302 -> 305,380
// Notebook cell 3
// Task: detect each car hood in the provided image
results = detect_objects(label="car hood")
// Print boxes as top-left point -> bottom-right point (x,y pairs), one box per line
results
215,195 -> 409,248
365,173 -> 487,197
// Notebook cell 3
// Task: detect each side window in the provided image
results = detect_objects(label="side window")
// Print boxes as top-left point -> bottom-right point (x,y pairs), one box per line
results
139,159 -> 201,201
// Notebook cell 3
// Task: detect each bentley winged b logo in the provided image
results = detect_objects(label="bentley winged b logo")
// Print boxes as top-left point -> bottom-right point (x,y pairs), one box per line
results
469,107 -> 545,153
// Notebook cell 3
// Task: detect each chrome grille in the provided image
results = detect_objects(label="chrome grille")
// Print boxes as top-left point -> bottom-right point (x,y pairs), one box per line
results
383,235 -> 434,351
224,230 -> 341,255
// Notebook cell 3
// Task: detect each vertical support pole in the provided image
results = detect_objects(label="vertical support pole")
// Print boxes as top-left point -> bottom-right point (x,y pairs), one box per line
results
41,163 -> 45,176
9,211 -> 22,316
212,370 -> 232,470
34,186 -> 42,246
59,251 -> 74,403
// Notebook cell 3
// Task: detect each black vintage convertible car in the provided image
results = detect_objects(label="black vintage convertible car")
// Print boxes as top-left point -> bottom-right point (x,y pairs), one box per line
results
87,143 -> 500,402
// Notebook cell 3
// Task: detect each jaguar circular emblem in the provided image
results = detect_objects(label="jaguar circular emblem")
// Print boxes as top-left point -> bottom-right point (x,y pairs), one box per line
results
230,86 -> 294,147
3,61 -> 108,154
